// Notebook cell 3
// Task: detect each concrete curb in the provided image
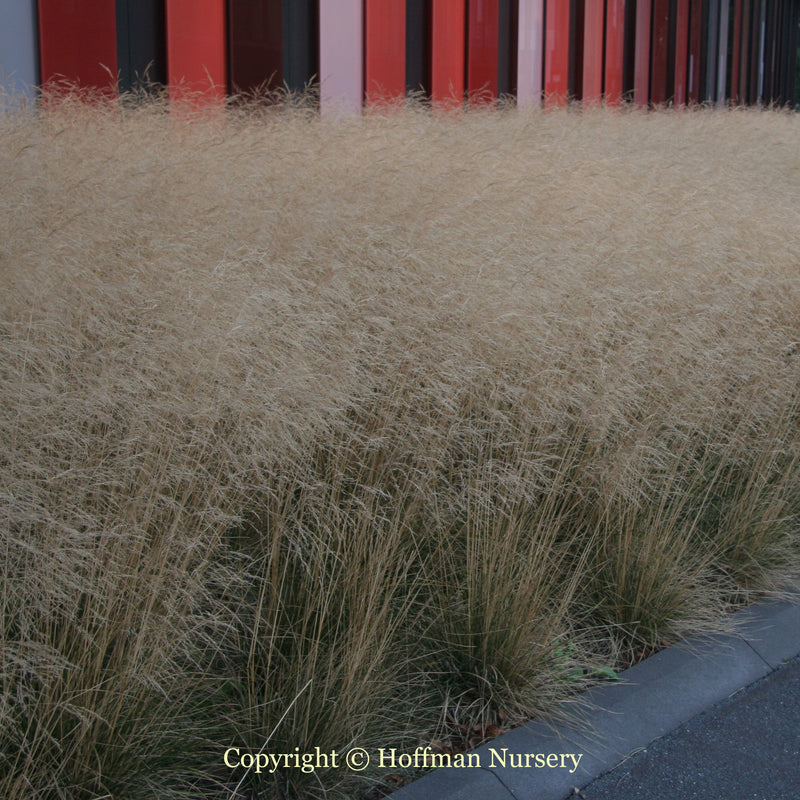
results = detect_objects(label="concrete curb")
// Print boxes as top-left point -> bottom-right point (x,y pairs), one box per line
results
389,599 -> 800,800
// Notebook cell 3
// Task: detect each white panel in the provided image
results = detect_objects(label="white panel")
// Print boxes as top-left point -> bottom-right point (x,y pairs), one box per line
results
517,0 -> 543,107
320,0 -> 364,116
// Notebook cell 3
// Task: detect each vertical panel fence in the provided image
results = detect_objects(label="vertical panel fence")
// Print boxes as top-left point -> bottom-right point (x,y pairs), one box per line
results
2,2 -> 798,110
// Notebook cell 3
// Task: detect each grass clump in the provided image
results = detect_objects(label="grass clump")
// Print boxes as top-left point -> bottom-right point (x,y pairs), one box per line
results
1,92 -> 799,798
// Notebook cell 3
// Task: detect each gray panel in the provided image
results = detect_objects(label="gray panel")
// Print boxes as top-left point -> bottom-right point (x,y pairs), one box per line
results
0,0 -> 39,98
282,0 -> 317,93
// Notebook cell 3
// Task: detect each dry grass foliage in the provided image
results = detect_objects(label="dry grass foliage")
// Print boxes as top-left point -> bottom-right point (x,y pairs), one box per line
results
1,91 -> 800,799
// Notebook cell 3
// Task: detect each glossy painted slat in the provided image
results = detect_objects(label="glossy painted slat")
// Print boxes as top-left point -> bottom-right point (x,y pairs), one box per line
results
496,0 -> 515,97
582,0 -> 603,107
762,0 -> 776,103
717,0 -> 730,104
651,0 -> 670,105
544,0 -> 569,106
38,0 -> 118,92
786,0 -> 795,103
771,0 -> 781,103
633,0 -> 651,107
0,0 -> 39,96
739,0 -> 751,103
785,0 -> 799,104
467,0 -> 499,101
228,0 -> 282,94
166,0 -> 226,102
705,0 -> 719,102
604,0 -> 625,106
688,0 -> 703,103
116,0 -> 167,93
764,0 -> 775,102
365,0 -> 406,104
405,0 -> 429,93
674,0 -> 690,105
785,0 -> 797,104
756,0 -> 765,104
777,0 -> 791,103
517,0 -> 543,107
431,0 -> 466,105
282,0 -> 317,92
775,0 -> 787,102
730,0 -> 742,102
320,0 -> 363,114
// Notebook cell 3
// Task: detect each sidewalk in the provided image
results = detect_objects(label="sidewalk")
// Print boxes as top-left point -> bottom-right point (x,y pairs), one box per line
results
389,599 -> 800,800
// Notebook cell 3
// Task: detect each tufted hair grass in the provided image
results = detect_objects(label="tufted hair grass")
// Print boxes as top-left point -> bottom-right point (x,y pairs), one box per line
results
1,89 -> 799,798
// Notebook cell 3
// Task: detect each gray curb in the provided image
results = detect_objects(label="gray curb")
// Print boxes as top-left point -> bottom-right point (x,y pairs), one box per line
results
389,599 -> 800,800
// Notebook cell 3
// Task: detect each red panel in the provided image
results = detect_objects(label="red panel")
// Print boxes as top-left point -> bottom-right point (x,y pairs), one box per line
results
467,0 -> 500,102
651,0 -> 670,104
633,0 -> 651,107
688,0 -> 702,103
365,0 -> 406,104
166,0 -> 227,103
38,0 -> 117,93
582,0 -> 604,107
604,0 -> 625,106
730,0 -> 742,103
674,0 -> 690,105
432,0 -> 467,105
544,0 -> 570,106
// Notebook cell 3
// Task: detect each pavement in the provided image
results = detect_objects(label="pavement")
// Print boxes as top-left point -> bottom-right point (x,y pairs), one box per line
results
389,599 -> 800,800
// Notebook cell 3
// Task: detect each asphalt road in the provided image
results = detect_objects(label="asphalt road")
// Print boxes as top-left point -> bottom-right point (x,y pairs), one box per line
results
579,654 -> 800,800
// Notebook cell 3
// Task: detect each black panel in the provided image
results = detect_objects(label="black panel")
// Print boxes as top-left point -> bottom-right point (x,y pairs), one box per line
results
738,0 -> 749,103
748,0 -> 760,103
406,0 -> 430,94
705,0 -> 719,102
777,0 -> 792,105
496,0 -> 517,98
763,0 -> 772,103
228,0 -> 282,95
790,0 -> 800,106
569,0 -> 584,100
666,0 -> 678,103
769,0 -> 778,103
116,0 -> 166,93
623,0 -> 637,99
782,0 -> 794,104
